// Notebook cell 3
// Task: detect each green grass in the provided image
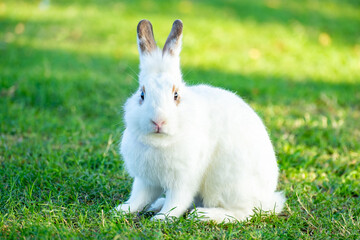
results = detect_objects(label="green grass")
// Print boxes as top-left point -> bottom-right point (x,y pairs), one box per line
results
1,0 -> 359,238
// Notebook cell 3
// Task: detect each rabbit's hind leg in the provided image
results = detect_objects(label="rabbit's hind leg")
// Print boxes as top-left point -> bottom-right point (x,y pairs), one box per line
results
189,207 -> 252,223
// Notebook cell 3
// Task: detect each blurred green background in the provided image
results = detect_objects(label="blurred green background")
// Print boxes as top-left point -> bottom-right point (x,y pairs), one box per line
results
1,0 -> 359,238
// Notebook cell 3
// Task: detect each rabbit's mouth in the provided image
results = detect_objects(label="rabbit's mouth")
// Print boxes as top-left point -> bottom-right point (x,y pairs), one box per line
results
139,132 -> 175,148
150,131 -> 168,136
147,129 -> 173,139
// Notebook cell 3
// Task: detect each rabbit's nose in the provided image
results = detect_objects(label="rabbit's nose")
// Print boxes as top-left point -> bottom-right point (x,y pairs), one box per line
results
151,120 -> 166,133
151,120 -> 166,128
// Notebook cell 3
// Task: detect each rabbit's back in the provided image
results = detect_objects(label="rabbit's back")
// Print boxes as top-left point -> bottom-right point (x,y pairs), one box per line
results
188,84 -> 279,204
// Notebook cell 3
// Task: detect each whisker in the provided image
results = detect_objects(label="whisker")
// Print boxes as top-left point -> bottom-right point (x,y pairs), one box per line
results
182,68 -> 193,78
127,64 -> 139,77
126,73 -> 138,83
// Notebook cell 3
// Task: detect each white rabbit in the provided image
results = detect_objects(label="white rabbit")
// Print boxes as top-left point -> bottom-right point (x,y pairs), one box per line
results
115,19 -> 285,223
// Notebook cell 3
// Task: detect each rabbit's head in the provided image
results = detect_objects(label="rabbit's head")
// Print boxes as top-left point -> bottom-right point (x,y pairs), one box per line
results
124,20 -> 186,146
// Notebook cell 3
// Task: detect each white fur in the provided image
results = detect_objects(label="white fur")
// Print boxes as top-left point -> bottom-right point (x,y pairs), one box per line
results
115,20 -> 285,223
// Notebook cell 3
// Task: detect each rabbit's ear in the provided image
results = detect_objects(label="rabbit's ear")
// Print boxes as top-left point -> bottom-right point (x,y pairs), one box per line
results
137,19 -> 157,55
163,20 -> 183,57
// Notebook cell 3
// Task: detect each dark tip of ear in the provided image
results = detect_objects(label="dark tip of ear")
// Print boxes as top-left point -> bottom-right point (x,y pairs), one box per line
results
137,19 -> 157,53
172,19 -> 183,36
163,19 -> 183,56
173,19 -> 183,26
137,19 -> 153,36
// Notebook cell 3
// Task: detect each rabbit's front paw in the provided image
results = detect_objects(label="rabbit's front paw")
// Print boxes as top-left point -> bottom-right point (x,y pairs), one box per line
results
189,208 -> 210,221
150,213 -> 166,221
151,213 -> 177,222
113,203 -> 133,213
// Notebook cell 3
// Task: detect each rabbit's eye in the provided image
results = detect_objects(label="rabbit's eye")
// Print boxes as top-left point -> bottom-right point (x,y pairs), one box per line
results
140,91 -> 145,100
174,92 -> 178,101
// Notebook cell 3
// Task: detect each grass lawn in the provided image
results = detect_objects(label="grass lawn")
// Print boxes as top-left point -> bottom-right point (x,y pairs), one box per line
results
1,0 -> 359,238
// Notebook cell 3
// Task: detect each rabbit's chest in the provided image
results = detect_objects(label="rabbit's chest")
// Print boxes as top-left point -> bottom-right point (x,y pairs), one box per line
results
126,143 -> 190,189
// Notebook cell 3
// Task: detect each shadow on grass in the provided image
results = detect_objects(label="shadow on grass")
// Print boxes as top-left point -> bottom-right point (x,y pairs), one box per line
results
185,68 -> 360,107
1,42 -> 359,116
